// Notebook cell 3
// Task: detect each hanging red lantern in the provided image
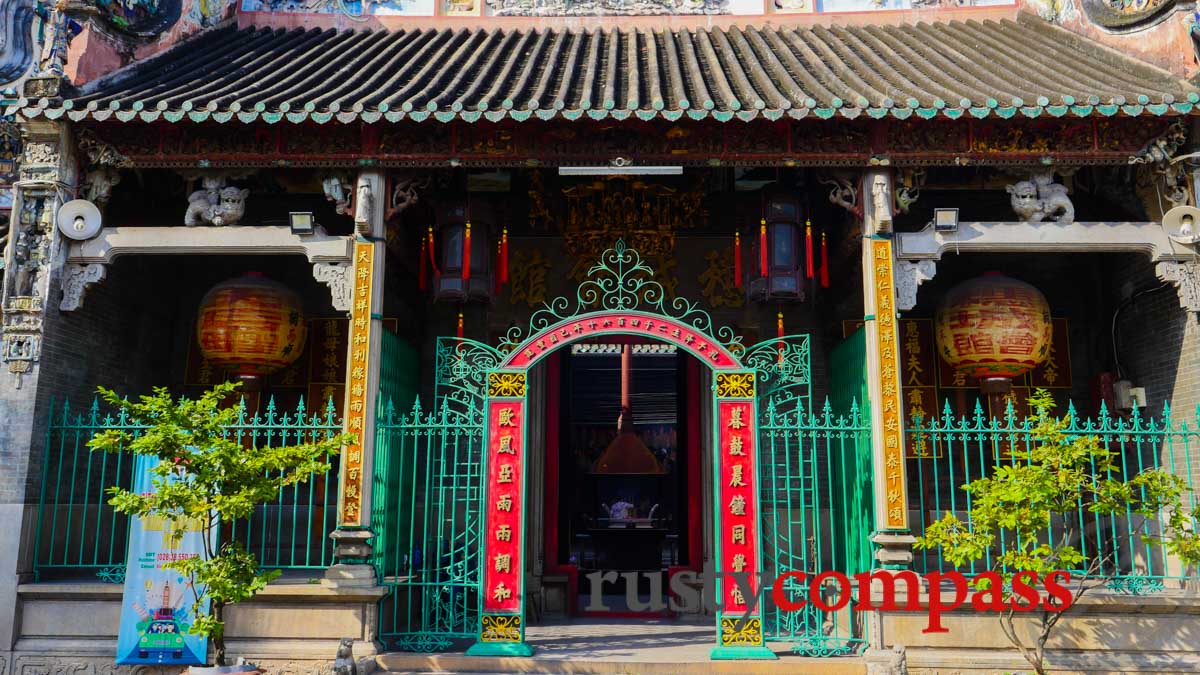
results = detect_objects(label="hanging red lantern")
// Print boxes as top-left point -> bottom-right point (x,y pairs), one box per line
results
734,230 -> 743,289
935,273 -> 1052,382
196,273 -> 307,378
819,231 -> 829,289
433,199 -> 494,303
748,192 -> 806,302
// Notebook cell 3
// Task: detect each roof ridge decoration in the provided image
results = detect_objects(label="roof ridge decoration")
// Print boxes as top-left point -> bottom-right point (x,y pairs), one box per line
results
19,19 -> 1200,124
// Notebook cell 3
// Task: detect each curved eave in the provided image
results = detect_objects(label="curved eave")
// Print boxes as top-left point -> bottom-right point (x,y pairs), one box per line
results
17,98 -> 1200,124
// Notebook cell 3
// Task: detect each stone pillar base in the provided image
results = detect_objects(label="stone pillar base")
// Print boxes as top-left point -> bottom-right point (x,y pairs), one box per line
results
322,564 -> 378,589
330,528 -> 373,563
872,531 -> 916,569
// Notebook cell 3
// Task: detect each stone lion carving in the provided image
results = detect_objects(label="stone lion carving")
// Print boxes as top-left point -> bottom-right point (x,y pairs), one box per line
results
185,177 -> 250,226
1006,173 -> 1074,224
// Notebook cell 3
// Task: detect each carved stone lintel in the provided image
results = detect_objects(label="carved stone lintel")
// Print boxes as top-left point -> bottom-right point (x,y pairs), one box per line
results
1156,261 -> 1200,314
313,262 -> 352,312
894,260 -> 936,311
59,263 -> 106,311
895,221 -> 1184,263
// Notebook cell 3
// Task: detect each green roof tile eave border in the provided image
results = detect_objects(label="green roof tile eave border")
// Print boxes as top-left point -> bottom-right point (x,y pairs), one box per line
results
19,101 -> 1200,124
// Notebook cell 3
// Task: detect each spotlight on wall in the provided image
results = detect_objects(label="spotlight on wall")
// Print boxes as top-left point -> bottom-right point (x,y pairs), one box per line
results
933,208 -> 959,233
289,211 -> 316,235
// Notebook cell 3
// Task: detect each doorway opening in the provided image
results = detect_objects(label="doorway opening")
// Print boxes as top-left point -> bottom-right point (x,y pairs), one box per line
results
551,337 -> 702,616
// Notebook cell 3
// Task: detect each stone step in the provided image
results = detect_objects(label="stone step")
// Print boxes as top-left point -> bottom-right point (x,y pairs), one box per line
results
374,654 -> 866,674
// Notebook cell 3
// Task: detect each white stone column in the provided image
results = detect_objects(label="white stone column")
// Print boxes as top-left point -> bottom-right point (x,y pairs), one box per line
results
860,168 -> 915,568
326,169 -> 386,585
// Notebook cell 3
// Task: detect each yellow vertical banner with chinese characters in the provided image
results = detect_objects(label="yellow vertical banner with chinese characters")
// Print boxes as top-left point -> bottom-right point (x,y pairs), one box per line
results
339,241 -> 374,527
872,238 -> 908,531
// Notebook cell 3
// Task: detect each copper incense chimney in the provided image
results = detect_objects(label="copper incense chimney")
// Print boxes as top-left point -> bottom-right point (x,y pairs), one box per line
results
591,345 -> 664,475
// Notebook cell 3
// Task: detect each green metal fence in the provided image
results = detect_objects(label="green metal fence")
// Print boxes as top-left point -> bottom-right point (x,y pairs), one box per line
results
906,400 -> 1200,590
758,399 -> 873,656
35,395 -> 343,582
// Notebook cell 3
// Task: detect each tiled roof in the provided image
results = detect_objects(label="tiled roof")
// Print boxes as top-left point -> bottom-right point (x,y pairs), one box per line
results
21,13 -> 1200,124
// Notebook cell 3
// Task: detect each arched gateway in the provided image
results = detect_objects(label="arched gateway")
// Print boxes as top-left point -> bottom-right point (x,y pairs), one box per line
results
373,241 -> 871,660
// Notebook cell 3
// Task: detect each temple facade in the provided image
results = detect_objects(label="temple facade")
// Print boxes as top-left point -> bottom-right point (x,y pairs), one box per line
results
1,0 -> 1200,672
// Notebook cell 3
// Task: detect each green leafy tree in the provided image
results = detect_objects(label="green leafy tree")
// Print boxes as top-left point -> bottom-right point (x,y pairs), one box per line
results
89,382 -> 352,666
915,389 -> 1200,675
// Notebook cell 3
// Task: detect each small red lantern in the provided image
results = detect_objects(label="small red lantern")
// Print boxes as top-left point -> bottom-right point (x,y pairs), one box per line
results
747,193 -> 806,302
935,273 -> 1052,383
196,273 -> 307,378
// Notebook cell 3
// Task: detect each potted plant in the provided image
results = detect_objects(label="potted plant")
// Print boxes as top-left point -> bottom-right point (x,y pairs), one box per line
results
90,382 -> 352,673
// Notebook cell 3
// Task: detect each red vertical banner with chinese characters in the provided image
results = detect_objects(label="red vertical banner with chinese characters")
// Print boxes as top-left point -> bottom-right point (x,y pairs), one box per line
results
712,371 -> 770,656
473,370 -> 530,651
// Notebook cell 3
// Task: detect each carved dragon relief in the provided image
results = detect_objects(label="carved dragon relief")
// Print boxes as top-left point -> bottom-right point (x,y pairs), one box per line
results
818,171 -> 862,219
1129,120 -> 1191,220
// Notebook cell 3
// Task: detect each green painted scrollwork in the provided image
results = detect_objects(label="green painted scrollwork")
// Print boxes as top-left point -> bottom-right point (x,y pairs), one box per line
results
497,239 -> 746,357
742,334 -> 812,411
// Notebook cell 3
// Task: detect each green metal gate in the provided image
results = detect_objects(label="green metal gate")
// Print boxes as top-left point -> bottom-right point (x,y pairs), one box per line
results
374,334 -> 500,652
748,333 -> 872,656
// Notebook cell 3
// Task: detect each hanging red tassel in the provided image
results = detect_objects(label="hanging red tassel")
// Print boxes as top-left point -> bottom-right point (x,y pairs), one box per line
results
500,227 -> 509,285
456,310 -> 464,339
462,222 -> 472,282
805,219 -> 814,279
777,311 -> 785,367
820,230 -> 830,289
733,230 -> 743,289
759,219 -> 768,278
418,236 -> 428,291
427,226 -> 439,275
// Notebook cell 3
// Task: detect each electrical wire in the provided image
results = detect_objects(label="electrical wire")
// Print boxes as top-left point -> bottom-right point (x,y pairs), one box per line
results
1111,281 -> 1171,381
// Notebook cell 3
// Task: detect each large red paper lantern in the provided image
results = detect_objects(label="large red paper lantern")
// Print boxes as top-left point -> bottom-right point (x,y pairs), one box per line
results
196,273 -> 307,377
935,272 -> 1052,381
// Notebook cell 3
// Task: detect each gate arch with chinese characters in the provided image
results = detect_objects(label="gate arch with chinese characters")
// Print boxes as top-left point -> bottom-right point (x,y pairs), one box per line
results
376,240 -> 870,659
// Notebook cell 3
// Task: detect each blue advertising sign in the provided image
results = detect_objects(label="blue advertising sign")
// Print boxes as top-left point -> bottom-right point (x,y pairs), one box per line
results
116,455 -> 212,665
